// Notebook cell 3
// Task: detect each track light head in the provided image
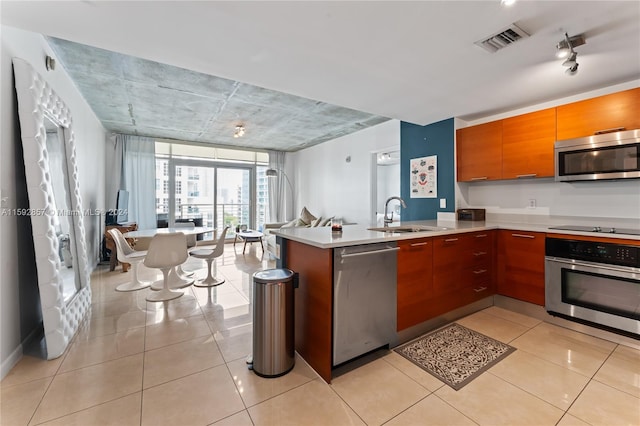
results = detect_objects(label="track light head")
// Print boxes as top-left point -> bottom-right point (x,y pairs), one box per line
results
565,63 -> 579,76
556,32 -> 585,76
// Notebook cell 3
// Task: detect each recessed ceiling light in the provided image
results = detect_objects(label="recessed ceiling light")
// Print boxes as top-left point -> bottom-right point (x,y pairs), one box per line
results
234,125 -> 245,138
501,0 -> 517,6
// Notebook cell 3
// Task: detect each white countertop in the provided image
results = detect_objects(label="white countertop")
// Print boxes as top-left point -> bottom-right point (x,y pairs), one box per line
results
272,215 -> 640,249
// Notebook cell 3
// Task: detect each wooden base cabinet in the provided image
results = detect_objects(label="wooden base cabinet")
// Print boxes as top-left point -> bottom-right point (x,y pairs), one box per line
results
397,238 -> 433,331
430,231 -> 496,318
497,230 -> 545,305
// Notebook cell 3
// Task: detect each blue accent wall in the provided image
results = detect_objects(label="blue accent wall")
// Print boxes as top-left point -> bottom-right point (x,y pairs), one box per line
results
401,118 -> 455,220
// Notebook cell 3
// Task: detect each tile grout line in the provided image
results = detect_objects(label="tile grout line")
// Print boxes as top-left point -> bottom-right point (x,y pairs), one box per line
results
556,342 -> 622,425
432,392 -> 482,426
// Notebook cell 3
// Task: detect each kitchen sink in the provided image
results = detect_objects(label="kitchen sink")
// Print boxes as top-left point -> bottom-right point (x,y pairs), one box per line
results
367,225 -> 448,233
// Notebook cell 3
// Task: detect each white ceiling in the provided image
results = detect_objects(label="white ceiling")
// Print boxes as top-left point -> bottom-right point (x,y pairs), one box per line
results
3,1 -> 639,148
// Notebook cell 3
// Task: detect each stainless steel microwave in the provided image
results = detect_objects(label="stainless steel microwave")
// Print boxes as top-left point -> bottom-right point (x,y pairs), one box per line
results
555,129 -> 640,182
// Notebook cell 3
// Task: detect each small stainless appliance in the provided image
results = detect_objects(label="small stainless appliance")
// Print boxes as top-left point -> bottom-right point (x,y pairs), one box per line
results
457,208 -> 486,221
554,129 -> 640,182
545,237 -> 640,338
333,242 -> 399,365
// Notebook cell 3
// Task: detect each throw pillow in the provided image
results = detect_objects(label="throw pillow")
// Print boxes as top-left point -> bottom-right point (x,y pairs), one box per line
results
281,218 -> 300,228
320,216 -> 333,227
299,206 -> 317,225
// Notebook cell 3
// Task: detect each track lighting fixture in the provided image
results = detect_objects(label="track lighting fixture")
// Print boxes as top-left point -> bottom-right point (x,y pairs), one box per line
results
234,125 -> 245,138
556,32 -> 585,76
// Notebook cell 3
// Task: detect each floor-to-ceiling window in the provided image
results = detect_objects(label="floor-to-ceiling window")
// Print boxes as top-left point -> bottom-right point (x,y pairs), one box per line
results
154,141 -> 269,240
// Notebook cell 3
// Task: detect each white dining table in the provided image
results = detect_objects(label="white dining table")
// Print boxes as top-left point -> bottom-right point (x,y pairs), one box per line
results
123,226 -> 216,239
123,226 -> 216,290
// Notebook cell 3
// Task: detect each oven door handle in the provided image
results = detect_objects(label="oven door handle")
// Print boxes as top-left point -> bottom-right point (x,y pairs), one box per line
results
546,257 -> 640,274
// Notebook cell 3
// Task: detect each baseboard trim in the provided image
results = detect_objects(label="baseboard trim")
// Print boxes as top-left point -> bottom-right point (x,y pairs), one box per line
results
493,295 -> 640,350
396,297 -> 494,345
1,324 -> 45,381
1,342 -> 23,381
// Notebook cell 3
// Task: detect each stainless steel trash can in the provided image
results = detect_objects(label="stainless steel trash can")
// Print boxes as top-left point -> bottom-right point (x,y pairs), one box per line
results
249,268 -> 296,377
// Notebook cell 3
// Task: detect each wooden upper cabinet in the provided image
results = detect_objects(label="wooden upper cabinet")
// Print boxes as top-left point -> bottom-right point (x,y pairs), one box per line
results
456,120 -> 503,182
502,108 -> 557,179
556,87 -> 640,140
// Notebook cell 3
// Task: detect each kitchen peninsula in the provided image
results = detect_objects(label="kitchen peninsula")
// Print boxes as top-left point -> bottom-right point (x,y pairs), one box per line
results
273,217 -> 640,383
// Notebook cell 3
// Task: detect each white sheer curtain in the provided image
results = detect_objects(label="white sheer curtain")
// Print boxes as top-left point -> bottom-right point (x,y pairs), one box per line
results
268,150 -> 289,222
105,134 -> 123,211
118,134 -> 156,230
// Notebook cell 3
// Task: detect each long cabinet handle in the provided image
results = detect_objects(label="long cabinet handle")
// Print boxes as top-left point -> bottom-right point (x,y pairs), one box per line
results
475,234 -> 487,238
470,177 -> 488,181
473,269 -> 487,275
444,238 -> 459,242
410,242 -> 429,247
473,286 -> 488,293
473,251 -> 487,256
516,173 -> 537,179
340,247 -> 400,258
594,127 -> 625,135
512,233 -> 535,239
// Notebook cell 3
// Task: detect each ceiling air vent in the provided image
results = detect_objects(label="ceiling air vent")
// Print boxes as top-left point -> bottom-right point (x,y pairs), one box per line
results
475,24 -> 530,53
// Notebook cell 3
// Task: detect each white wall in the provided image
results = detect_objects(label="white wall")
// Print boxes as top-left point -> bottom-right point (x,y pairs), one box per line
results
376,162 -> 400,214
456,80 -> 640,220
1,26 -> 106,377
291,120 -> 400,226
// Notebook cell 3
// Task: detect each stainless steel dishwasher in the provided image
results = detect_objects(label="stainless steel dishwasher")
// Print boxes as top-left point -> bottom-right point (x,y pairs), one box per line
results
333,242 -> 399,366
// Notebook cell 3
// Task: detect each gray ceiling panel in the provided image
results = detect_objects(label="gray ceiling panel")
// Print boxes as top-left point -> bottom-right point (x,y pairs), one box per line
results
46,37 -> 388,151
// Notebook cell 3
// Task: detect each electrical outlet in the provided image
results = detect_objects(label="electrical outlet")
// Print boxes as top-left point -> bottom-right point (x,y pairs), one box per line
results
528,198 -> 537,209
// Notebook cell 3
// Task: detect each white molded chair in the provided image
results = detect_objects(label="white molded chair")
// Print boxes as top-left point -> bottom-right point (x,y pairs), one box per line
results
190,226 -> 230,287
144,232 -> 189,302
174,221 -> 197,278
108,229 -> 151,292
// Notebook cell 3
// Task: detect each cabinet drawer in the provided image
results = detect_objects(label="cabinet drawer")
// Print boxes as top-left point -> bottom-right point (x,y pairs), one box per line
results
468,231 -> 492,263
463,264 -> 491,285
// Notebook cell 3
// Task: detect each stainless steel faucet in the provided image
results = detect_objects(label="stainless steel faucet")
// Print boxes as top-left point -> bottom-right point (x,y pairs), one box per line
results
383,196 -> 407,226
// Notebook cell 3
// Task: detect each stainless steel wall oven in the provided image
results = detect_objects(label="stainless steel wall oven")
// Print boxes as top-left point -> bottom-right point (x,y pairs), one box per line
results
545,237 -> 640,338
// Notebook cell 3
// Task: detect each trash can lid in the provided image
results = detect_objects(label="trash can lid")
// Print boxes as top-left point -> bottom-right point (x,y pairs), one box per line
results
253,268 -> 294,284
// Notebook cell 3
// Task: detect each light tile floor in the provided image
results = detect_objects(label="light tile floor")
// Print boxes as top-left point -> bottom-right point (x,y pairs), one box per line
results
2,243 -> 639,425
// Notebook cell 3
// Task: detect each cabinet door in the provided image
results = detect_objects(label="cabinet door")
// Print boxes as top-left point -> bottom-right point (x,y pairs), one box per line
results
433,234 -> 470,296
456,121 -> 503,182
502,108 -> 556,179
556,88 -> 640,140
497,230 -> 545,305
397,238 -> 433,331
